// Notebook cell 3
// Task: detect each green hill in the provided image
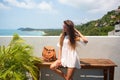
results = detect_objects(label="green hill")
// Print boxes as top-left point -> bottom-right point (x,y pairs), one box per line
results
76,6 -> 120,36
44,6 -> 120,36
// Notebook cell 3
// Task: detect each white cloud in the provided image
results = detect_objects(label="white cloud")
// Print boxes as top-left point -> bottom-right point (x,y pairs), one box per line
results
37,1 -> 53,11
58,0 -> 120,13
0,3 -> 11,9
87,0 -> 119,13
59,0 -> 94,7
3,0 -> 55,11
4,0 -> 35,9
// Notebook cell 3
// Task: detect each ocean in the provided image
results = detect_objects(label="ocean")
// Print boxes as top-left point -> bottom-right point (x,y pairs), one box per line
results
0,29 -> 45,36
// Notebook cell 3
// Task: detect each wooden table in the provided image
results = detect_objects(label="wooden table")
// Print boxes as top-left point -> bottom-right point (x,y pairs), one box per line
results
36,58 -> 117,80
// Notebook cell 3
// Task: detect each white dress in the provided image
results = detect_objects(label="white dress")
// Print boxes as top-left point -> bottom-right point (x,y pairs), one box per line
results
57,35 -> 85,69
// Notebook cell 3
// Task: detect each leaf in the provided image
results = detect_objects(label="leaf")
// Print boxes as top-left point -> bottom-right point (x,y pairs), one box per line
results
14,72 -> 22,80
23,64 -> 38,80
1,65 -> 15,79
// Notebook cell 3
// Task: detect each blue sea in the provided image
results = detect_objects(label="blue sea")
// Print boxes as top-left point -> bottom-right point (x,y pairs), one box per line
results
0,29 -> 45,36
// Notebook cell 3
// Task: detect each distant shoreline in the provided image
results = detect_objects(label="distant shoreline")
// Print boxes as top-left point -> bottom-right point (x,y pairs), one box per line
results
0,29 -> 45,36
17,27 -> 62,36
18,27 -> 42,31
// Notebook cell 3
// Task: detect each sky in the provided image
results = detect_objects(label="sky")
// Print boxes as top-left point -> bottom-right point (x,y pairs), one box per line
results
0,0 -> 120,29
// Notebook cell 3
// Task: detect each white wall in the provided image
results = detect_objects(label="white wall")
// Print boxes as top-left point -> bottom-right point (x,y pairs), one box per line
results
0,36 -> 120,80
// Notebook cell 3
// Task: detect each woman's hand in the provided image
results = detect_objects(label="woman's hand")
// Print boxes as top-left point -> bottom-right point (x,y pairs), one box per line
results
74,28 -> 88,43
83,39 -> 88,43
50,59 -> 62,69
56,59 -> 62,66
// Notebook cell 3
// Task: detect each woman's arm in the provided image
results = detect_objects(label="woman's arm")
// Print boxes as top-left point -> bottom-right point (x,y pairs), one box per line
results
58,47 -> 62,60
75,28 -> 88,43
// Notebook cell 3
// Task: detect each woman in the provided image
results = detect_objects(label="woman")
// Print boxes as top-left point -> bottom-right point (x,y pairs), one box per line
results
50,20 -> 88,80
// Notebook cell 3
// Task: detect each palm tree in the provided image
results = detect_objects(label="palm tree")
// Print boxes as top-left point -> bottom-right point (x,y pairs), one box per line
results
0,34 -> 41,80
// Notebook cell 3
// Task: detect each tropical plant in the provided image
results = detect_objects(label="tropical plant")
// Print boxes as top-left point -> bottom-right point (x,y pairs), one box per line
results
0,34 -> 42,80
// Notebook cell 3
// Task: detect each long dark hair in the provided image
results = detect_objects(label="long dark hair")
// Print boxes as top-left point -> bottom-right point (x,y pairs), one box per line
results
60,20 -> 77,49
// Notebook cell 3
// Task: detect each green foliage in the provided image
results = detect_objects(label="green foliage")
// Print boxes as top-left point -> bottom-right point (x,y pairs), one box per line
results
86,28 -> 100,36
43,29 -> 62,36
0,34 -> 42,80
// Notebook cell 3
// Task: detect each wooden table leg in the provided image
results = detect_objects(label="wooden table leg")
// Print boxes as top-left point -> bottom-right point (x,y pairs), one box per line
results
109,67 -> 115,80
104,69 -> 108,80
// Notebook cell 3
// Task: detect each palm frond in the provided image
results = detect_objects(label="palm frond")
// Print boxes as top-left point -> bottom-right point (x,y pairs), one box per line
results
14,72 -> 23,80
23,64 -> 38,80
